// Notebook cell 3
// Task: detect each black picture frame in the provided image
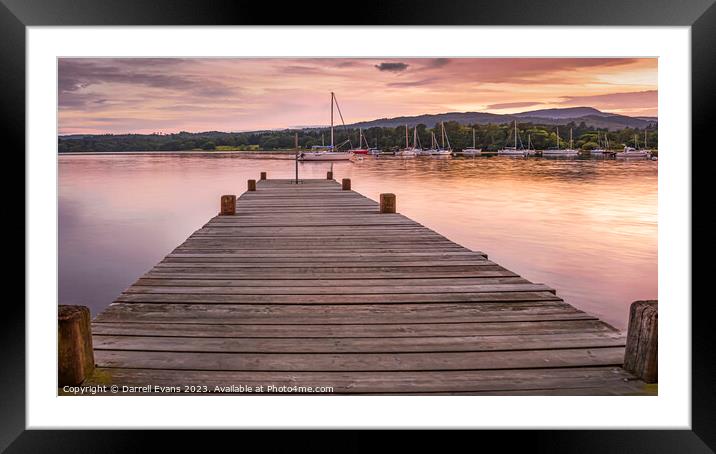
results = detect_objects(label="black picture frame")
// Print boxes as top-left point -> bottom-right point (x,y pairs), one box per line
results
6,0 -> 711,451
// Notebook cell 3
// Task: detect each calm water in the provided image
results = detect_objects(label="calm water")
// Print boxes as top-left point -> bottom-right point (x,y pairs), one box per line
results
59,153 -> 657,329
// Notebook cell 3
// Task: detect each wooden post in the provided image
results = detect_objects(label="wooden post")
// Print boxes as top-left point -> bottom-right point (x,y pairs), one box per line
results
220,195 -> 236,215
327,171 -> 333,180
248,179 -> 256,191
342,178 -> 351,190
58,305 -> 94,386
260,172 -> 267,180
624,300 -> 658,383
380,193 -> 396,213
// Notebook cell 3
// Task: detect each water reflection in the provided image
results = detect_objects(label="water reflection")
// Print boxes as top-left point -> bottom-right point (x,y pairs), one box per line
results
59,154 -> 657,329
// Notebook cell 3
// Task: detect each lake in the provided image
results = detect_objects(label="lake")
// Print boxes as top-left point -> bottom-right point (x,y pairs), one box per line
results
58,153 -> 657,329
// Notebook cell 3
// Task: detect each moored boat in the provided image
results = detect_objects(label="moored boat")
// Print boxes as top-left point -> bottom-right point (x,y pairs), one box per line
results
615,133 -> 650,158
396,125 -> 419,158
429,122 -> 452,156
542,126 -> 579,157
348,127 -> 370,155
498,121 -> 526,156
458,127 -> 482,156
298,92 -> 354,161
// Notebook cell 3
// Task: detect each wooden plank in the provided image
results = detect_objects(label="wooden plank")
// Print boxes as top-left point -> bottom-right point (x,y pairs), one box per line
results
113,290 -> 563,304
122,283 -> 550,295
94,347 -> 626,371
82,366 -> 645,394
153,261 -> 498,269
143,269 -> 513,279
91,319 -> 619,338
134,276 -> 521,287
95,303 -> 592,324
92,332 -> 626,353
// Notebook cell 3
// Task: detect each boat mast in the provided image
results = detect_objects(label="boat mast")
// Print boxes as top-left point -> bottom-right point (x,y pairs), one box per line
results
569,128 -> 573,149
330,92 -> 334,149
441,122 -> 445,148
405,124 -> 409,149
556,126 -> 560,150
528,133 -> 531,150
644,130 -> 648,149
413,127 -> 418,148
472,128 -> 476,148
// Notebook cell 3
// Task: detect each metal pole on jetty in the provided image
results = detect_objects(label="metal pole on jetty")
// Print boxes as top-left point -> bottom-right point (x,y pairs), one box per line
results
295,132 -> 299,184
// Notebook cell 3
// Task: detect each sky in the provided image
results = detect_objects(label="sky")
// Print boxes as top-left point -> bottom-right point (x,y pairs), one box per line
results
58,58 -> 657,135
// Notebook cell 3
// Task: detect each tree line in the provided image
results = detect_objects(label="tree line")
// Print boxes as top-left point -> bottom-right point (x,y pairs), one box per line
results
58,121 -> 658,153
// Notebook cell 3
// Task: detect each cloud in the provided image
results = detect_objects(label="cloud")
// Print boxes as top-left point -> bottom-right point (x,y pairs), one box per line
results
558,90 -> 657,109
375,62 -> 409,72
426,58 -> 451,68
58,58 -> 236,108
283,65 -> 321,75
486,101 -> 543,110
387,78 -> 438,88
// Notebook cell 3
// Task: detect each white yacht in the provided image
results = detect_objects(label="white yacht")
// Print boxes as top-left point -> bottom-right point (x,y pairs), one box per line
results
590,131 -> 608,156
396,125 -> 419,158
523,133 -> 537,156
498,121 -> 526,156
542,126 -> 579,157
429,122 -> 452,156
616,134 -> 650,158
298,92 -> 354,161
458,128 -> 482,156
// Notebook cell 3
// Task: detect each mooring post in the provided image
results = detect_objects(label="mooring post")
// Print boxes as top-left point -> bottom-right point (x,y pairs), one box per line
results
220,195 -> 236,215
623,300 -> 658,383
327,170 -> 333,180
58,305 -> 94,386
342,178 -> 351,190
260,172 -> 267,180
380,193 -> 396,213
248,179 -> 256,191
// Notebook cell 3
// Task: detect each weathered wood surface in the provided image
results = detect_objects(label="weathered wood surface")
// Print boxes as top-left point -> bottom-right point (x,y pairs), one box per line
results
84,179 -> 649,395
624,300 -> 658,383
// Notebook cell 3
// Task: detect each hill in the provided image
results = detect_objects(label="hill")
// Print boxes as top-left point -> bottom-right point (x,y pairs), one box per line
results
349,107 -> 656,131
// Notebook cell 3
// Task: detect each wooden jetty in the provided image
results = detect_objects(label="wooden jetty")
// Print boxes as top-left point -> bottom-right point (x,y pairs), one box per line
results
68,175 -> 654,395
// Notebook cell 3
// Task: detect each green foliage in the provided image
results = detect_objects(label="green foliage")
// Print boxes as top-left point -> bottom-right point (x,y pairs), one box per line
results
580,141 -> 599,151
58,123 -> 658,153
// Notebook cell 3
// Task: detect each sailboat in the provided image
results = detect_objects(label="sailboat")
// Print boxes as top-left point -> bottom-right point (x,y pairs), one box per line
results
423,131 -> 438,155
430,122 -> 452,156
616,133 -> 650,158
459,128 -> 482,156
298,92 -> 354,161
395,125 -> 419,158
368,138 -> 381,155
542,127 -> 579,157
417,131 -> 434,156
349,128 -> 370,155
523,133 -> 537,156
498,120 -> 525,156
590,131 -> 606,156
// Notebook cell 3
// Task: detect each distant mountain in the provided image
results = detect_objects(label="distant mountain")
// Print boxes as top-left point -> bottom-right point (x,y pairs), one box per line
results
514,106 -> 608,119
348,107 -> 656,131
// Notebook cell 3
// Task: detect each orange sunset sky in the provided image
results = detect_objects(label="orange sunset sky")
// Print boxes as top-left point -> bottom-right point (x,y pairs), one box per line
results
58,58 -> 657,135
